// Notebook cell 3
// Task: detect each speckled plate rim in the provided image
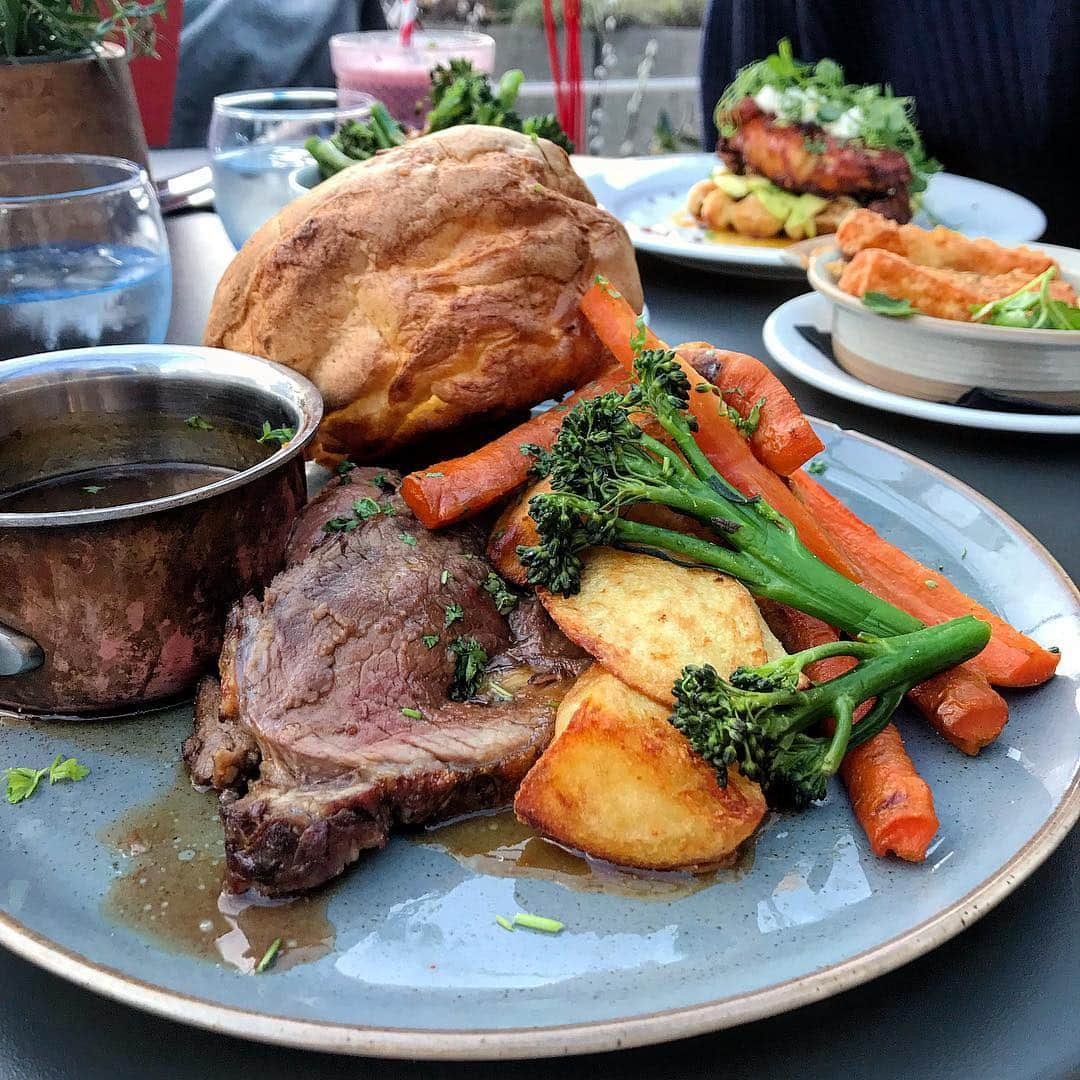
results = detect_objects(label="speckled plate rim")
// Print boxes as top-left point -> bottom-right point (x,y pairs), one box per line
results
763,293 -> 1080,434
1,420 -> 1077,1061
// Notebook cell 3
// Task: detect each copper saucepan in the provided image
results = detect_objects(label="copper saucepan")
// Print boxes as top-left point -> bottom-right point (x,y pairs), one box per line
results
0,345 -> 322,716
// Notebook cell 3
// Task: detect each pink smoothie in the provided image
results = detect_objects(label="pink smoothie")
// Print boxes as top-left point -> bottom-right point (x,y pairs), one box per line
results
330,31 -> 496,127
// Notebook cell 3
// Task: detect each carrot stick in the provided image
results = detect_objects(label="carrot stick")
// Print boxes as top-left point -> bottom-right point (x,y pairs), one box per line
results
906,668 -> 1009,755
789,470 -> 1060,688
757,599 -> 939,861
677,343 -> 824,475
841,725 -> 940,862
579,282 -> 853,574
401,368 -> 629,529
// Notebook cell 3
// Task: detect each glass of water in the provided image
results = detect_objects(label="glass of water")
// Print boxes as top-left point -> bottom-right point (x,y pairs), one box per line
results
0,155 -> 171,362
209,88 -> 375,249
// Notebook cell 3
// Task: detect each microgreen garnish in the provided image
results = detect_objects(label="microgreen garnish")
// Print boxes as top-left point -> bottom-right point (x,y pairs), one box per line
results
970,268 -> 1080,330
483,572 -> 520,615
803,136 -> 828,154
185,415 -> 213,431
4,755 -> 89,805
255,938 -> 282,973
257,422 -> 295,445
862,292 -> 915,318
444,602 -> 464,628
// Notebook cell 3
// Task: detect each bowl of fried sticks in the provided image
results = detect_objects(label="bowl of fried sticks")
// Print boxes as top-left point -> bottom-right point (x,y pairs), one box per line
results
807,209 -> 1080,407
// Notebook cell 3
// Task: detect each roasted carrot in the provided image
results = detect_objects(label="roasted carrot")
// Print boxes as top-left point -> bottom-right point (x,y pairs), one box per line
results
906,667 -> 1009,756
757,598 -> 939,862
579,282 -> 853,574
581,281 -> 822,475
789,470 -> 1060,688
676,343 -> 824,476
401,368 -> 629,529
841,725 -> 940,862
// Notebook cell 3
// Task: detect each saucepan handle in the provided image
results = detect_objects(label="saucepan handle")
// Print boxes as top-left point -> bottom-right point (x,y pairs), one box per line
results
0,621 -> 44,677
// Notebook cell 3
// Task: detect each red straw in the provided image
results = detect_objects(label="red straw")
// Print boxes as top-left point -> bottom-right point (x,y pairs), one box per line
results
541,0 -> 566,131
541,0 -> 584,147
399,0 -> 418,47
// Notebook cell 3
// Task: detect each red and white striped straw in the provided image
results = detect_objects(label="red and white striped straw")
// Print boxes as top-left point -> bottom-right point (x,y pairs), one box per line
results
399,0 -> 418,47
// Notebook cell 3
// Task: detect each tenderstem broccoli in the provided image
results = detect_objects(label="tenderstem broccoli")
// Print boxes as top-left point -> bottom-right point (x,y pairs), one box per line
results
305,102 -> 406,179
518,347 -> 936,639
670,616 -> 990,808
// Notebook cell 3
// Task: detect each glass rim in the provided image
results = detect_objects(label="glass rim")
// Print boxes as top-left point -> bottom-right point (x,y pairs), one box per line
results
211,87 -> 376,122
330,28 -> 496,49
0,154 -> 148,205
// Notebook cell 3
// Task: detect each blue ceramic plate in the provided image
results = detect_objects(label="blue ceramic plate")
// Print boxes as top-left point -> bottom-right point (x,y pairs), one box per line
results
1,422 -> 1077,1059
576,154 -> 1048,278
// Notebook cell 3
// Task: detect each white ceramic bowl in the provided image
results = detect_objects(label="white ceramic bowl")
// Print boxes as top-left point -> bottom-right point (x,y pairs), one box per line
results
807,243 -> 1080,406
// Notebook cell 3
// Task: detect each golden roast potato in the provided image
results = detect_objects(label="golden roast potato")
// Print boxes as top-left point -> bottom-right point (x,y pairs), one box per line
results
515,664 -> 766,870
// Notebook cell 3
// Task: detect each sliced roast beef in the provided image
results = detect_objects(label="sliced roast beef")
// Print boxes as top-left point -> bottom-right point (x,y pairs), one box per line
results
184,469 -> 586,896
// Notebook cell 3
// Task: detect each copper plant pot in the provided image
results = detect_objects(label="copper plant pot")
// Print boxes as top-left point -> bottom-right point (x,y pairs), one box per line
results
0,346 -> 323,717
0,43 -> 149,169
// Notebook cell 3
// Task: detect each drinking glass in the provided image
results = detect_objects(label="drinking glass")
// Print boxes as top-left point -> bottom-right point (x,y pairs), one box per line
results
330,30 -> 495,125
209,88 -> 375,249
0,155 -> 171,362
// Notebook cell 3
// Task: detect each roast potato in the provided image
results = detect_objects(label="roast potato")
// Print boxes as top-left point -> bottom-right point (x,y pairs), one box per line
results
515,665 -> 766,870
540,548 -> 785,705
487,477 -> 547,586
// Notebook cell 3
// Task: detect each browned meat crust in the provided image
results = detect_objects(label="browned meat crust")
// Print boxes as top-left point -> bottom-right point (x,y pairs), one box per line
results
718,98 -> 912,216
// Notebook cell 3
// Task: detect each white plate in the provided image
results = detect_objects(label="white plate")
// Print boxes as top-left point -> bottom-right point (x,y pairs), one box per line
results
763,291 -> 1080,435
575,154 -> 1048,278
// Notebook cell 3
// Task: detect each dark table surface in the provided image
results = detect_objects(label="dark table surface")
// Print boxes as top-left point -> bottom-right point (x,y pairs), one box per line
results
0,153 -> 1076,1080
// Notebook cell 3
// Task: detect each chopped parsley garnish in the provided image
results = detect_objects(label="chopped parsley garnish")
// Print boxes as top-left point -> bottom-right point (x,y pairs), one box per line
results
806,460 -> 828,475
426,471 -> 445,478
323,515 -> 359,533
422,634 -> 440,649
400,707 -> 424,720
925,579 -> 938,589
398,532 -> 418,546
483,572 -> 520,615
495,914 -> 515,932
862,292 -> 916,318
371,472 -> 396,494
185,414 -> 213,431
5,755 -> 89,805
803,136 -> 828,155
594,274 -> 622,298
512,911 -> 564,933
448,636 -> 488,700
441,569 -> 451,586
255,938 -> 282,973
336,460 -> 357,485
257,421 -> 295,445
630,315 -> 648,352
444,602 -> 464,628
82,485 -> 104,494
352,497 -> 382,520
487,681 -> 513,701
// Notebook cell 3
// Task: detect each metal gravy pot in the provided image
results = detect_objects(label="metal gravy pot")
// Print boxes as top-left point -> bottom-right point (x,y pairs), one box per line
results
0,346 -> 322,716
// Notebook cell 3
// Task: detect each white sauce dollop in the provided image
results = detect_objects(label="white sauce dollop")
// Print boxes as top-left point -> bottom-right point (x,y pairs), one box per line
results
751,86 -> 863,143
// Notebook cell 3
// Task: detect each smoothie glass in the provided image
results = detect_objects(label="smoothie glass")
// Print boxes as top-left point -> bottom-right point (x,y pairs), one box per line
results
330,30 -> 495,127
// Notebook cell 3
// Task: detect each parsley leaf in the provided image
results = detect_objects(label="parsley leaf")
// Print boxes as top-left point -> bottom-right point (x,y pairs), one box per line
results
448,636 -> 488,701
257,421 -> 295,445
5,754 -> 89,804
48,755 -> 90,784
862,292 -> 915,318
483,572 -> 521,614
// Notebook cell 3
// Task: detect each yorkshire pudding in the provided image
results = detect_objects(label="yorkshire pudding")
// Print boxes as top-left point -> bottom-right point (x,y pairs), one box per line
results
204,126 -> 643,462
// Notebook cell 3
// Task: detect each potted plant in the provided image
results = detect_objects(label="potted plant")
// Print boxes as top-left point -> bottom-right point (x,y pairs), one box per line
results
0,1 -> 165,166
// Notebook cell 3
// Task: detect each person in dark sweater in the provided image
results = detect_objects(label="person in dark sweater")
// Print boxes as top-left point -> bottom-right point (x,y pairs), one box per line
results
698,1 -> 1080,244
